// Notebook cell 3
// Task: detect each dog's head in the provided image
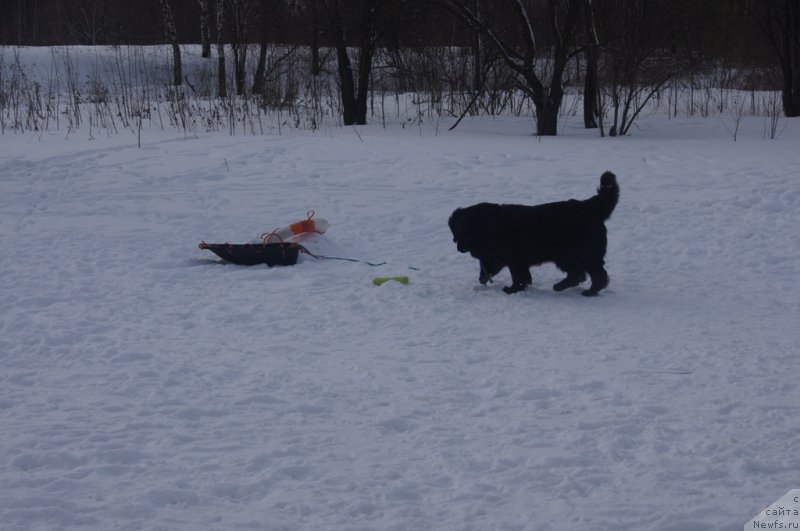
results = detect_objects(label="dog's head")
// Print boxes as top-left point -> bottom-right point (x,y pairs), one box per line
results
448,207 -> 472,253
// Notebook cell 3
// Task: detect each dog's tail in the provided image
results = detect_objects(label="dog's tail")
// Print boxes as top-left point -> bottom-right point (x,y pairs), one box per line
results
590,171 -> 619,220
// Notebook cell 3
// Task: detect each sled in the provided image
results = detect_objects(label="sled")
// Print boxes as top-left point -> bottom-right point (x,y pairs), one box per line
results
198,211 -> 330,266
198,241 -> 300,266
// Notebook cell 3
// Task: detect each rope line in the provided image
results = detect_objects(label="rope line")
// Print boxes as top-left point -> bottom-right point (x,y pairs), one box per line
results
296,244 -> 387,267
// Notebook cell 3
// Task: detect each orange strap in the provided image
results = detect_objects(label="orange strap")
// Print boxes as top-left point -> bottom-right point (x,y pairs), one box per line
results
289,219 -> 315,234
261,210 -> 318,243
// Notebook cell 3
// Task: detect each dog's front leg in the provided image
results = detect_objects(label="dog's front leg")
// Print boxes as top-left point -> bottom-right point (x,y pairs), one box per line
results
503,264 -> 532,294
479,261 -> 494,284
479,259 -> 504,285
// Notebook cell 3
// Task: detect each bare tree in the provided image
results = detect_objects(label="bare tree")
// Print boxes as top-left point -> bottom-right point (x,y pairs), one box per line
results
597,0 -> 681,136
443,0 -> 584,136
743,0 -> 800,117
282,0 -> 323,76
322,0 -> 378,125
228,0 -> 257,95
55,0 -> 108,45
159,0 -> 182,86
8,0 -> 40,44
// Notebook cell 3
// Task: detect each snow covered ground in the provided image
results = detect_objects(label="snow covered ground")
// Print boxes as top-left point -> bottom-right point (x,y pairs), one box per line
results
1,114 -> 799,530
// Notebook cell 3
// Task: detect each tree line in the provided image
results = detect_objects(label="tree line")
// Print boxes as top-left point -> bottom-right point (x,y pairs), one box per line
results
2,0 -> 798,135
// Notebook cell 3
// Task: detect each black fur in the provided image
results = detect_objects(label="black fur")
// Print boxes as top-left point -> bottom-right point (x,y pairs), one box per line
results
449,171 -> 619,296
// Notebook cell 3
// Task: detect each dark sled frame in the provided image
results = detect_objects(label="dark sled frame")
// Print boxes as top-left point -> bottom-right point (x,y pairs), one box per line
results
198,241 -> 300,266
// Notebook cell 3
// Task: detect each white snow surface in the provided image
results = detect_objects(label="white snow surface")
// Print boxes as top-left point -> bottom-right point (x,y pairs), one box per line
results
2,116 -> 799,531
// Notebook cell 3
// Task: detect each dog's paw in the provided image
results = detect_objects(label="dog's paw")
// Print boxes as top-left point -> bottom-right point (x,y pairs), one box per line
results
554,273 -> 587,292
503,284 -> 525,294
553,280 -> 570,292
581,288 -> 599,297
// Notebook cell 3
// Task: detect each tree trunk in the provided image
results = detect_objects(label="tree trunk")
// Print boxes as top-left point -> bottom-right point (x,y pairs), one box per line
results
310,0 -> 321,76
583,46 -> 599,128
233,46 -> 247,96
355,47 -> 373,125
583,0 -> 599,128
782,69 -> 800,117
781,0 -> 800,116
336,45 -> 358,125
252,0 -> 270,94
472,0 -> 483,93
198,0 -> 212,58
216,0 -> 227,98
160,0 -> 182,86
354,0 -> 376,125
537,43 -> 570,136
536,104 -> 559,136
534,89 -> 561,136
229,0 -> 251,96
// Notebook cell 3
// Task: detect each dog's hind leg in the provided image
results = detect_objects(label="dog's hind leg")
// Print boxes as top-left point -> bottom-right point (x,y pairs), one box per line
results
553,263 -> 586,291
581,261 -> 609,297
553,271 -> 586,291
503,263 -> 532,294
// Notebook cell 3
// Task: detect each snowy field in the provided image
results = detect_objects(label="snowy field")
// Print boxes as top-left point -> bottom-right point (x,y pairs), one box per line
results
1,113 -> 799,530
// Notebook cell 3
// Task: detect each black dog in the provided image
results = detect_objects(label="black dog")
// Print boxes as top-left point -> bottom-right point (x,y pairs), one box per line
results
449,171 -> 619,296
